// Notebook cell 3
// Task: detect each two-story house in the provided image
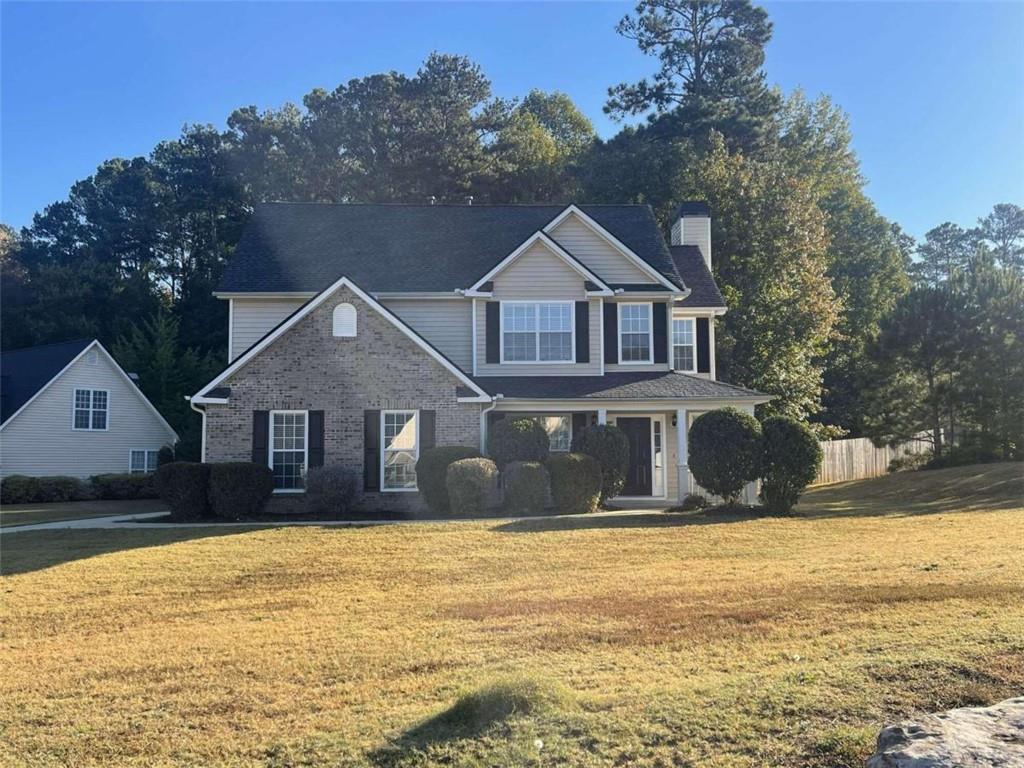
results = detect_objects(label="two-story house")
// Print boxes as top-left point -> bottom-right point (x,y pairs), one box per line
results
190,202 -> 769,509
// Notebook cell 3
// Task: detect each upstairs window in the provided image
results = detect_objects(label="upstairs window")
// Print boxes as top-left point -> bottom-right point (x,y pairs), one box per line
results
618,303 -> 652,363
73,389 -> 108,430
672,318 -> 695,371
501,302 -> 573,363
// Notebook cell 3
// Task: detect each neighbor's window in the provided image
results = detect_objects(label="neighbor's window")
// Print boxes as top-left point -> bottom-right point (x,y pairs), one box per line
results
618,303 -> 652,363
672,318 -> 695,371
129,449 -> 159,474
538,415 -> 571,452
382,410 -> 419,490
502,302 -> 572,362
73,389 -> 108,430
270,411 -> 307,491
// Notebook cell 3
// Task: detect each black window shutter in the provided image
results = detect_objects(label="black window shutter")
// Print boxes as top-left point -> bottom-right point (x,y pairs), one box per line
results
603,302 -> 618,364
308,410 -> 325,468
574,301 -> 590,363
252,411 -> 269,465
653,303 -> 668,364
363,409 -> 380,491
571,413 -> 589,445
420,410 -> 436,451
485,302 -> 500,364
696,318 -> 711,373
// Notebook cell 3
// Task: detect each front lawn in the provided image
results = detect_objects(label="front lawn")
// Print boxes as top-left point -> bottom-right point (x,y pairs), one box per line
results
0,498 -> 167,528
1,463 -> 1022,767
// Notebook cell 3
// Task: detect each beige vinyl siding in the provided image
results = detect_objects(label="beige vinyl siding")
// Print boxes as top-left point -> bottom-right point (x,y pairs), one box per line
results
381,298 -> 473,371
0,352 -> 177,479
231,298 -> 306,361
476,241 -> 601,376
549,214 -> 655,284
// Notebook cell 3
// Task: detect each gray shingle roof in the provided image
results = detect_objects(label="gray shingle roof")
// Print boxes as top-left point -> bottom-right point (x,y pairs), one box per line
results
1,339 -> 92,424
670,246 -> 725,308
473,371 -> 766,401
218,203 -> 685,293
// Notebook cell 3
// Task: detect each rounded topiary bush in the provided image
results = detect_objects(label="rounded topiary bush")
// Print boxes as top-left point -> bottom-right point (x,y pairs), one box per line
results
571,424 -> 630,501
689,408 -> 762,505
304,465 -> 359,516
548,452 -> 602,515
155,461 -> 212,521
446,457 -> 498,517
415,446 -> 483,514
208,462 -> 274,521
503,461 -> 550,515
488,418 -> 549,471
760,416 -> 822,514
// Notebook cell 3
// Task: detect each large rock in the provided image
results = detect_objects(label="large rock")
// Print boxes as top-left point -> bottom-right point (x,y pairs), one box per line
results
867,697 -> 1024,767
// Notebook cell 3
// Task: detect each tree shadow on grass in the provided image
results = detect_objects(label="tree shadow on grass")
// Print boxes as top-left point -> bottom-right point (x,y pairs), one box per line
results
0,526 -> 257,576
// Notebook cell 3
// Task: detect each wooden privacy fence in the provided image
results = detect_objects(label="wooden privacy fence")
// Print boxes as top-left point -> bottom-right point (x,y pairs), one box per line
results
812,435 -> 931,487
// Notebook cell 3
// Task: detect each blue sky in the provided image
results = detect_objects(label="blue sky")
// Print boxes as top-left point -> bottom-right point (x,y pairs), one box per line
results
2,2 -> 1022,240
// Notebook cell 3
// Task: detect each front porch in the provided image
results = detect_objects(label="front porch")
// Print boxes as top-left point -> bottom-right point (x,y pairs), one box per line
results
485,402 -> 759,505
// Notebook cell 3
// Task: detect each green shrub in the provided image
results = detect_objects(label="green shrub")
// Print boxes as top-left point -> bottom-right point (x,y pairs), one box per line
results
305,465 -> 359,516
571,424 -> 630,501
925,443 -> 1002,470
1,475 -> 42,504
415,446 -> 482,513
488,418 -> 549,471
36,476 -> 92,503
90,473 -> 158,500
678,493 -> 708,511
759,416 -> 822,514
503,461 -> 550,515
446,458 -> 498,517
208,462 -> 274,521
155,462 -> 211,521
157,445 -> 175,466
689,408 -> 762,505
548,452 -> 602,514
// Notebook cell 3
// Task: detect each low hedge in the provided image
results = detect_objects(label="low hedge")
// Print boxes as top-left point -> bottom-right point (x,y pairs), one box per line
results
446,458 -> 497,517
416,446 -> 483,514
155,462 -> 211,521
90,473 -> 158,500
548,453 -> 602,515
304,465 -> 359,516
503,461 -> 550,515
208,462 -> 274,521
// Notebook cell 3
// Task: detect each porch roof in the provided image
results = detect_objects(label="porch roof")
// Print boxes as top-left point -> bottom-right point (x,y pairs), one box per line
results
474,371 -> 768,402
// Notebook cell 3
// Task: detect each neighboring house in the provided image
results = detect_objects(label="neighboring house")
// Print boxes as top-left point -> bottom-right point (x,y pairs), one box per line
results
192,201 -> 769,509
0,339 -> 179,479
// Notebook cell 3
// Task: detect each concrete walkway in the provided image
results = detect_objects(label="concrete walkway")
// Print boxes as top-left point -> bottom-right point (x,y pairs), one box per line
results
0,506 -> 668,533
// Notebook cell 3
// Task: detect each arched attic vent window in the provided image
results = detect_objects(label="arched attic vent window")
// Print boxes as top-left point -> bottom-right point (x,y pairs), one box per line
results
333,303 -> 357,337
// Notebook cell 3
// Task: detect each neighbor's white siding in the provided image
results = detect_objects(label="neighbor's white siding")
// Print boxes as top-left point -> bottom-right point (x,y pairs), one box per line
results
549,214 -> 655,284
0,352 -> 176,479
381,298 -> 473,371
476,241 -> 602,376
231,298 -> 306,361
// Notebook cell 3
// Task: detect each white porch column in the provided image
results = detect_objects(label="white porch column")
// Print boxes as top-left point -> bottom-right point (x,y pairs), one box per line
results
676,408 -> 690,502
597,408 -> 607,425
741,403 -> 758,505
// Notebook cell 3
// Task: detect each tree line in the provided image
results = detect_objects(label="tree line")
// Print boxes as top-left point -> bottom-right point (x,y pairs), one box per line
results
2,0 -> 1021,462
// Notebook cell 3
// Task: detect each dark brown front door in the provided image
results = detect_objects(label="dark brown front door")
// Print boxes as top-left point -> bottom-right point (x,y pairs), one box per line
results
618,417 -> 652,496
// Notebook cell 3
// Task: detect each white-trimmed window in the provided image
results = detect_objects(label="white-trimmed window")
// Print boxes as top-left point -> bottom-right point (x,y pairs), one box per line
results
270,411 -> 307,491
501,302 -> 573,363
672,318 -> 696,372
333,303 -> 357,337
129,449 -> 159,474
539,415 -> 571,452
618,303 -> 653,363
73,388 -> 108,430
382,410 -> 419,491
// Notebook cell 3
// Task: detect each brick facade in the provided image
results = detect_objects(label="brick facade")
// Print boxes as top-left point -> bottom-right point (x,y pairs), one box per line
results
204,284 -> 482,512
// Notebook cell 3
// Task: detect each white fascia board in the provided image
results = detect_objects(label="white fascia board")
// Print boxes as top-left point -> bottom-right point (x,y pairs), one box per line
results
193,275 -> 490,401
213,291 -> 317,300
543,205 -> 683,293
467,231 -> 613,293
491,395 -> 771,410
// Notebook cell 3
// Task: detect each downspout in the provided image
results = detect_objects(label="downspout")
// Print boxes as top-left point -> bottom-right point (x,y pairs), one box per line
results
479,395 -> 503,453
187,397 -> 207,463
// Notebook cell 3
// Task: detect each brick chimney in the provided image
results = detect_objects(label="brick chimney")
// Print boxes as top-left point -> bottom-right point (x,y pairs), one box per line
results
670,201 -> 711,270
